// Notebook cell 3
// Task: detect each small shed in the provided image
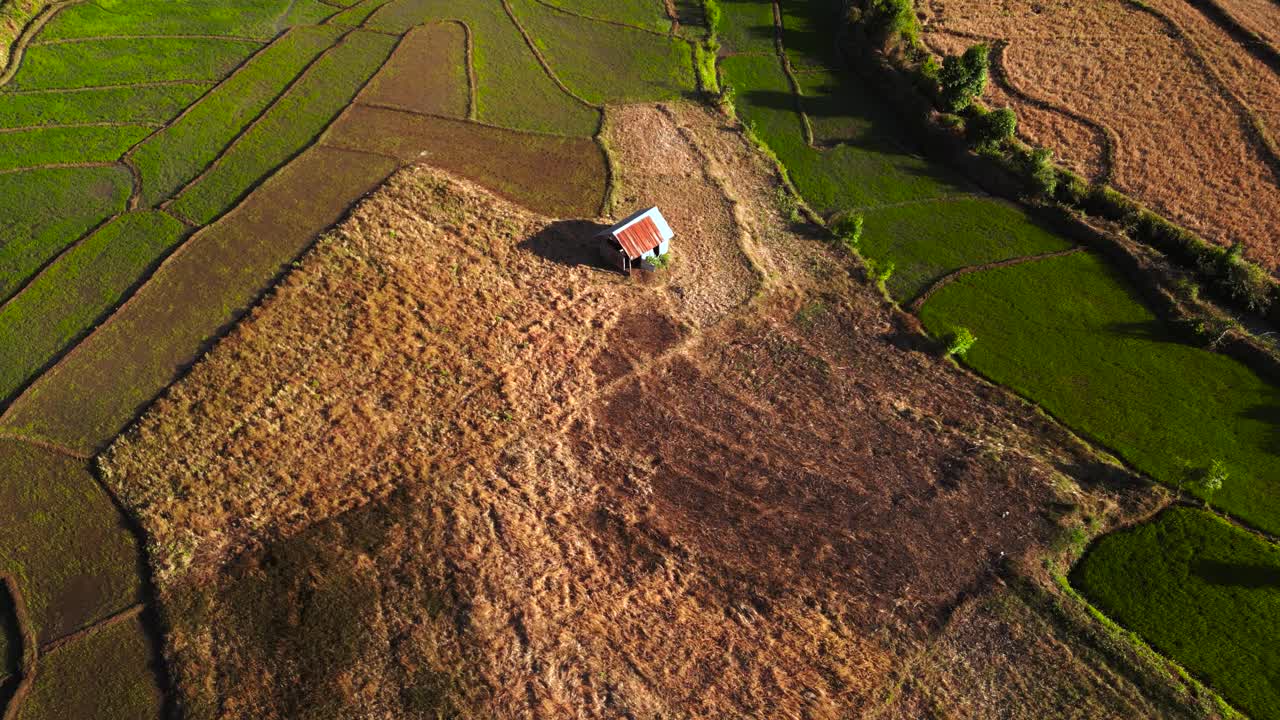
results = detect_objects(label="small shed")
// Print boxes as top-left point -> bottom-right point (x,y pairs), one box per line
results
596,206 -> 674,274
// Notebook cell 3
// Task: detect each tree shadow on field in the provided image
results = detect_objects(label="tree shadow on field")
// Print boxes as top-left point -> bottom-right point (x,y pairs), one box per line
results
1193,559 -> 1280,589
519,219 -> 613,270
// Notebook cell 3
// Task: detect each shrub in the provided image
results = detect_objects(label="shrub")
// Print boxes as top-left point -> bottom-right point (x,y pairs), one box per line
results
695,42 -> 720,96
1054,169 -> 1089,207
865,0 -> 919,44
938,44 -> 989,112
867,258 -> 895,287
945,326 -> 976,356
1194,460 -> 1229,507
1222,245 -> 1272,313
967,106 -> 1016,149
1023,147 -> 1057,198
830,211 -> 864,252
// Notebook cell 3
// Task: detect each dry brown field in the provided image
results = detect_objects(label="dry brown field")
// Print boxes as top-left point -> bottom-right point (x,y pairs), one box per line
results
102,103 -> 1206,719
922,0 -> 1280,270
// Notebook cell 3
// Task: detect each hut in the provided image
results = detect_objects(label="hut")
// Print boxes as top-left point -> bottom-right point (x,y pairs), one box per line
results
596,206 -> 673,274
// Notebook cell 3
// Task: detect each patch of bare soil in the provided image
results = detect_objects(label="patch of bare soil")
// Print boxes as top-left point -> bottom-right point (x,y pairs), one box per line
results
105,103 -> 1200,719
922,0 -> 1280,269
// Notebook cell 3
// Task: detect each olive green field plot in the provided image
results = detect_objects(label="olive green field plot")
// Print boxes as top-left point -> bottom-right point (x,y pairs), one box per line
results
0,124 -> 151,172
7,37 -> 263,91
918,252 -> 1280,536
10,610 -> 162,720
0,211 -> 187,407
362,0 -> 600,135
130,24 -> 346,207
508,0 -> 694,104
542,0 -> 672,32
0,83 -> 209,128
1072,508 -> 1280,720
0,165 -> 132,303
167,29 -> 397,225
0,439 -> 141,647
38,0 -> 334,40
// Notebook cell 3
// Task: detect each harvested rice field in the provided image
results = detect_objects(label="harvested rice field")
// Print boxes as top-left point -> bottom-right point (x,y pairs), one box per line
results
1,0 -> 1278,716
921,0 -> 1280,269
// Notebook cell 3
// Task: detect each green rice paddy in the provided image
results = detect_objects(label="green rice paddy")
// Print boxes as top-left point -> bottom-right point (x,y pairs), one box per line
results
0,83 -> 208,128
131,25 -> 344,207
1072,508 -> 1280,720
8,37 -> 262,91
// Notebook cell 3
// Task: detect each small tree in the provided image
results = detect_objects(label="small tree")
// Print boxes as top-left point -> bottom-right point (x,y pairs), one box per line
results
968,107 -> 1017,149
1196,460 -> 1228,508
946,327 -> 976,357
938,44 -> 989,112
831,212 -> 864,253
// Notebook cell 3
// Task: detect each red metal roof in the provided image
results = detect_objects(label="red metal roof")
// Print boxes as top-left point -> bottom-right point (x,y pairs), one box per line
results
614,216 -> 664,259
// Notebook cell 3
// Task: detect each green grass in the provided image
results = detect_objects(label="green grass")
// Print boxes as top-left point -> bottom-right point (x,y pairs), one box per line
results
0,124 -> 152,171
918,251 -> 1280,535
717,0 -> 778,54
0,211 -> 187,404
169,30 -> 395,224
0,166 -> 132,302
0,440 -> 140,645
776,0 -> 840,68
9,37 -> 262,91
12,611 -> 160,719
859,197 -> 1075,301
792,67 -> 900,146
722,53 -> 961,214
39,0 -> 306,40
1072,507 -> 1280,720
0,83 -> 208,128
132,25 -> 344,207
363,0 -> 600,136
540,0 -> 672,33
1,146 -> 397,454
509,0 -> 694,104
327,0 -> 395,26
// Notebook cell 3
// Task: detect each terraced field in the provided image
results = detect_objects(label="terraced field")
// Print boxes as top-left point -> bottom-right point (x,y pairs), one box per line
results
718,0 -> 1280,716
0,0 -> 694,715
2,0 -> 1276,716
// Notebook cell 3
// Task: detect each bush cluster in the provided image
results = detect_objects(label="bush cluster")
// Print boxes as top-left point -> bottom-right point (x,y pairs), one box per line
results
938,44 -> 988,112
966,106 -> 1016,149
830,211 -> 864,253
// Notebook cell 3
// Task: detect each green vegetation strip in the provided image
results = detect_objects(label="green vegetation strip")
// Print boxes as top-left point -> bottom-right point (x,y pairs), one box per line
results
0,124 -> 152,171
1,146 -> 397,454
0,166 -> 132,302
0,439 -> 140,644
0,211 -> 187,404
509,0 -> 693,104
38,0 -> 314,40
1072,507 -> 1280,720
169,30 -> 396,225
918,252 -> 1280,535
860,197 -> 1074,301
132,24 -> 345,207
363,0 -> 599,136
0,83 -> 208,128
7,37 -> 262,90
